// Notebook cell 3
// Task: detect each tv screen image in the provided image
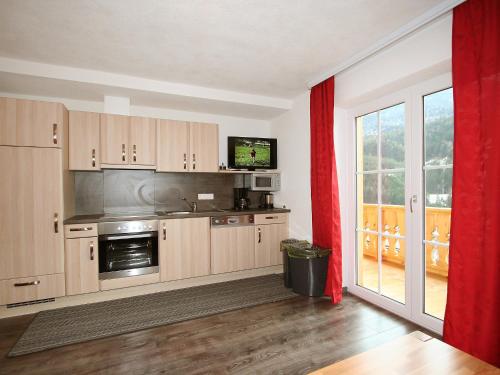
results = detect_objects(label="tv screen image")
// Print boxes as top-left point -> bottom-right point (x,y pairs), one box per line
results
234,138 -> 270,167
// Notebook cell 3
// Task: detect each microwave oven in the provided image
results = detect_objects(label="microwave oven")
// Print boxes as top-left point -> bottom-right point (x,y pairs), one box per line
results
245,173 -> 281,191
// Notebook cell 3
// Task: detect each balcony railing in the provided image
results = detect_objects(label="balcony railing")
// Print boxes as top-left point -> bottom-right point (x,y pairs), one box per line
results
361,204 -> 451,278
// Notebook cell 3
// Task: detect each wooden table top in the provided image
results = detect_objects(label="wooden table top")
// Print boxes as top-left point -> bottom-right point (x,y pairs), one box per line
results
310,331 -> 499,374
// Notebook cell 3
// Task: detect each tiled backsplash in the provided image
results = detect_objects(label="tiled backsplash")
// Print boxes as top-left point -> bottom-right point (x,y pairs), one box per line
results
74,170 -> 261,215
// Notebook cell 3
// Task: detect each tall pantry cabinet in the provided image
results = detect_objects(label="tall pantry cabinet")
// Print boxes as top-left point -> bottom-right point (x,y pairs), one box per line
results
0,97 -> 74,305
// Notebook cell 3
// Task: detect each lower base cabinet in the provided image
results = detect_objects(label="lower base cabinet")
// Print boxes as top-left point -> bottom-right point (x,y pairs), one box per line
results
160,218 -> 211,281
211,225 -> 255,274
0,274 -> 65,305
255,223 -> 288,268
65,237 -> 99,295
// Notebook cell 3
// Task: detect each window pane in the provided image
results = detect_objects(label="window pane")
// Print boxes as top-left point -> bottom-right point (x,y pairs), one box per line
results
424,88 -> 454,166
425,168 -> 452,208
357,174 -> 378,230
356,112 -> 378,171
382,172 -> 405,206
381,103 -> 405,169
357,231 -> 379,293
424,244 -> 449,319
382,238 -> 405,304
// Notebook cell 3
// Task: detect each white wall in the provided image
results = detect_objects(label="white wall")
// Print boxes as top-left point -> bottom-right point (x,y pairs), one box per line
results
270,13 -> 453,286
0,92 -> 272,165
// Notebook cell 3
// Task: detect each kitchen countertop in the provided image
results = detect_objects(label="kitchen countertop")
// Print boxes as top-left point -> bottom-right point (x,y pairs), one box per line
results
64,208 -> 291,225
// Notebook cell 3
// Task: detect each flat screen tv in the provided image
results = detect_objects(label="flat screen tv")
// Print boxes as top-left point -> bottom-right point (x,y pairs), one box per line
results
228,137 -> 277,170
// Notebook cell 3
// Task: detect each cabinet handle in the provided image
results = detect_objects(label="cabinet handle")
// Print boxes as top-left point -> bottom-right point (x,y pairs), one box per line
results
133,145 -> 137,162
69,227 -> 93,232
15,280 -> 40,287
90,241 -> 94,261
163,223 -> 166,240
54,213 -> 59,233
192,153 -> 196,170
91,149 -> 96,167
265,216 -> 278,220
258,228 -> 262,243
122,144 -> 126,162
53,123 -> 58,144
183,153 -> 187,170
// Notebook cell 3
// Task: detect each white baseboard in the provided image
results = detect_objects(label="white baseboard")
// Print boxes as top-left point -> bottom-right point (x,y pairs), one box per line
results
0,266 -> 283,319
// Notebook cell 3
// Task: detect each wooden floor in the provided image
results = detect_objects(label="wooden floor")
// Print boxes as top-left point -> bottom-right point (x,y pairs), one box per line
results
0,293 -> 430,375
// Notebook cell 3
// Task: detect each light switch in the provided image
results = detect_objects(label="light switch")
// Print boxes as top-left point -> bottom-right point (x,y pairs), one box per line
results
198,193 -> 214,200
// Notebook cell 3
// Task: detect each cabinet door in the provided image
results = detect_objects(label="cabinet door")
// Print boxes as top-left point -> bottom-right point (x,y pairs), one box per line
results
0,98 -> 64,148
0,146 -> 64,279
189,122 -> 219,172
65,237 -> 99,295
159,218 -> 210,281
157,119 -> 189,172
130,117 -> 156,166
100,114 -> 130,165
69,111 -> 100,170
211,226 -> 255,274
255,223 -> 288,268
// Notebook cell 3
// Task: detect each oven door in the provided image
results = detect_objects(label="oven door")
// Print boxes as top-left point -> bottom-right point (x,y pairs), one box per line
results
98,232 -> 159,280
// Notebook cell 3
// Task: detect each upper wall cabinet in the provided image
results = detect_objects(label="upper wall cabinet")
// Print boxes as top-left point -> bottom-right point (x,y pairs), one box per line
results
157,119 -> 189,172
100,114 -> 156,168
0,97 -> 65,148
189,122 -> 219,172
69,111 -> 100,171
157,120 -> 218,173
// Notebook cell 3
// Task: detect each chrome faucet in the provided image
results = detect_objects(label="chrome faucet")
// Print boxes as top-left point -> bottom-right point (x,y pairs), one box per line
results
181,197 -> 197,212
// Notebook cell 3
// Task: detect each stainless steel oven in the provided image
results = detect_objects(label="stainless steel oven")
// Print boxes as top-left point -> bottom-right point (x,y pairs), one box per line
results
98,220 -> 159,280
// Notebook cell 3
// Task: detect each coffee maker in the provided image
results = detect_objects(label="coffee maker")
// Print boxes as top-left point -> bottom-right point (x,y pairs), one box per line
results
234,188 -> 250,210
261,192 -> 274,209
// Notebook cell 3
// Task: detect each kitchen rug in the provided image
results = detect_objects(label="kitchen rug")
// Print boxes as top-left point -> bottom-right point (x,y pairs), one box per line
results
9,274 -> 296,356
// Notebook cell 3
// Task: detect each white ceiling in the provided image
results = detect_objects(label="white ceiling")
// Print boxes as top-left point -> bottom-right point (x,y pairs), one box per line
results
0,0 -> 447,99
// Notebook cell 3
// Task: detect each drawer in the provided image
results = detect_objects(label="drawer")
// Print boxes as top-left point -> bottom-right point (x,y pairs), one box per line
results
0,273 -> 66,305
65,223 -> 98,238
254,213 -> 288,225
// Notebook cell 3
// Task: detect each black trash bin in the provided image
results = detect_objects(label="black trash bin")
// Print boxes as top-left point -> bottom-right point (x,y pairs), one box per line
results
280,239 -> 310,288
288,245 -> 331,297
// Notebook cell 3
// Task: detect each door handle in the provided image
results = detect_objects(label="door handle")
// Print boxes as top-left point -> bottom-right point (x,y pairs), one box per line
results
192,153 -> 196,170
122,144 -> 126,162
258,228 -> 262,243
14,281 -> 40,287
52,123 -> 58,144
91,148 -> 96,167
133,145 -> 137,162
54,213 -> 59,233
90,241 -> 94,261
410,195 -> 417,213
163,223 -> 166,240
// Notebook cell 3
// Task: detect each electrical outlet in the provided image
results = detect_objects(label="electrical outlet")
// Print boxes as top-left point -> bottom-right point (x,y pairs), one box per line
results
198,193 -> 214,200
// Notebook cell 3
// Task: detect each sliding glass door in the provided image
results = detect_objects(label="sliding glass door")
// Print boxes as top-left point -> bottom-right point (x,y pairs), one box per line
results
349,75 -> 454,334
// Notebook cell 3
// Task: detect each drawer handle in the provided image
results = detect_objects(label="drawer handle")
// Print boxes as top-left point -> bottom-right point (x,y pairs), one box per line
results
133,144 -> 137,162
122,144 -> 126,162
69,227 -> 94,232
258,228 -> 262,243
53,123 -> 58,144
90,241 -> 94,261
265,216 -> 278,219
92,148 -> 96,167
14,281 -> 40,287
163,223 -> 166,240
54,213 -> 59,233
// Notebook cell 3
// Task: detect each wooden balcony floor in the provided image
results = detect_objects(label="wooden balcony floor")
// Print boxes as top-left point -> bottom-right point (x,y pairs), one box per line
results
359,256 -> 447,320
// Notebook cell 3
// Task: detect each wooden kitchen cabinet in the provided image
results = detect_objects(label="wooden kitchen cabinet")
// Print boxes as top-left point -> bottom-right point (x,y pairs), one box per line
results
255,222 -> 288,268
159,218 -> 210,281
100,113 -> 130,165
211,225 -> 255,274
0,97 -> 65,148
65,236 -> 99,296
0,274 -> 65,306
69,111 -> 101,170
130,116 -> 156,166
156,119 -> 189,172
0,146 -> 64,280
189,122 -> 219,172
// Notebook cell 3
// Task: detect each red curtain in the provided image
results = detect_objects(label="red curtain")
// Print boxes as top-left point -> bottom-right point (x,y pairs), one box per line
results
443,0 -> 500,367
310,77 -> 342,303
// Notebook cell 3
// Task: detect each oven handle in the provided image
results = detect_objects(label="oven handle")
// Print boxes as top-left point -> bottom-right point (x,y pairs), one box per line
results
100,233 -> 158,241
